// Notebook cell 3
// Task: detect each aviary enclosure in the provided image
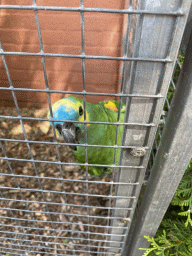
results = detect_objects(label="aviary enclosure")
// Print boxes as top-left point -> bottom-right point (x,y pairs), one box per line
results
0,0 -> 192,255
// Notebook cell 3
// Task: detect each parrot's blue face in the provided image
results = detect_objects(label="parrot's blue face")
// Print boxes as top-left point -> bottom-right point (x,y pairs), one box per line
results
49,101 -> 79,126
47,97 -> 87,151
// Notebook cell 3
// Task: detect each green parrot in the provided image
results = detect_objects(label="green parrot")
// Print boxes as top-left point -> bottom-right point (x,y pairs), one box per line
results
47,96 -> 125,176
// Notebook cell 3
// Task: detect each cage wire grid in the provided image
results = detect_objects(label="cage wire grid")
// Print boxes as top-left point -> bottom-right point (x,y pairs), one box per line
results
0,1 -> 191,256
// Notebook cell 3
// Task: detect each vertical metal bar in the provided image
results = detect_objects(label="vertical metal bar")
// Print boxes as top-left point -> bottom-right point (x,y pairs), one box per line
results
31,3 -> 62,254
80,0 -> 90,254
107,0 -> 142,253
180,3 -> 192,51
107,0 -> 191,254
32,1 -> 80,254
106,1 -> 139,254
123,27 -> 192,256
103,5 -> 131,252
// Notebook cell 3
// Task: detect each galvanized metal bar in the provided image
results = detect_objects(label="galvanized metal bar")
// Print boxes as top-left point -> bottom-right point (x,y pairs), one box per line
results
0,235 -> 124,246
0,155 -> 145,169
123,24 -> 192,256
0,236 -> 122,250
0,137 -> 150,149
107,0 -> 143,252
0,206 -> 132,220
0,186 -> 137,199
0,215 -> 129,230
0,223 -> 126,237
0,197 -> 133,210
180,4 -> 192,50
0,4 -> 185,15
104,2 -> 134,252
0,50 -> 173,61
107,0 -> 192,254
0,86 -> 164,98
79,0 -> 91,253
171,78 -> 176,89
0,173 -> 139,185
0,240 -> 119,254
33,0 -> 81,253
0,239 -> 121,251
0,229 -> 124,244
0,114 -> 157,126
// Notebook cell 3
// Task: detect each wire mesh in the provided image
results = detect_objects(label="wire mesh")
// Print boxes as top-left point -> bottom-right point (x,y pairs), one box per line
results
0,1 -> 190,256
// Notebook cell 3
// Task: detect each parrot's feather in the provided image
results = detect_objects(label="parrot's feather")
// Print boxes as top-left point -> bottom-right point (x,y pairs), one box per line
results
48,96 -> 125,176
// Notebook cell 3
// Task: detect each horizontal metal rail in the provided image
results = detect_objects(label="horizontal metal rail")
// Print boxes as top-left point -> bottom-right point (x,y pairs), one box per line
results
0,114 -> 156,126
0,240 -> 121,251
0,207 -> 132,220
0,138 -> 150,150
0,4 -> 185,16
0,186 -> 137,199
0,197 -> 133,210
0,156 -> 145,169
0,173 -> 139,185
0,230 -> 124,244
0,87 -> 163,99
0,215 -> 129,230
0,223 -> 126,237
0,236 -> 122,249
0,52 -> 173,63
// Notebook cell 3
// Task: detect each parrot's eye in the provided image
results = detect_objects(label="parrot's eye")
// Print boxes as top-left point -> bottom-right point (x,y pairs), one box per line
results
79,106 -> 83,116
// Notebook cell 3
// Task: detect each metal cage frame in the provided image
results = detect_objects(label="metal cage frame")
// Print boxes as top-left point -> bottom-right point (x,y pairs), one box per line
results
0,0 -> 192,255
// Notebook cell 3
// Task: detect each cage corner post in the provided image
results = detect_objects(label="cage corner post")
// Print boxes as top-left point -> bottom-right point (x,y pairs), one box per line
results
122,26 -> 192,256
107,0 -> 192,255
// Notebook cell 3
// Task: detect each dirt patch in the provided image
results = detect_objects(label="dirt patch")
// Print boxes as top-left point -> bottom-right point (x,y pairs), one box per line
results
0,107 -> 117,255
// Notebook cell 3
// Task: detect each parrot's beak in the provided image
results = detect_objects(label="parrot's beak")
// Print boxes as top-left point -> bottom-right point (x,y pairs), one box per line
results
55,122 -> 81,151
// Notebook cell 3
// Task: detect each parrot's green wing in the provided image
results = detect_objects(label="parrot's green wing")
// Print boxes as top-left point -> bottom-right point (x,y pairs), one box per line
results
72,100 -> 126,176
96,100 -> 126,175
